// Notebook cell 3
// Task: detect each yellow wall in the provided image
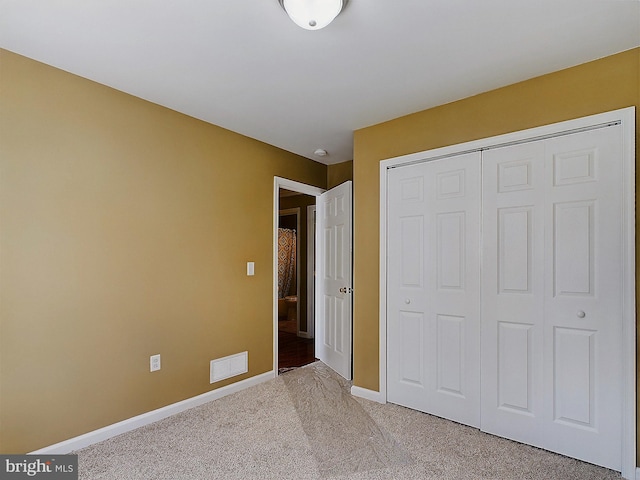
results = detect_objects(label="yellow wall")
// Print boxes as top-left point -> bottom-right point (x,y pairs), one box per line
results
327,160 -> 353,189
353,47 -> 639,462
0,49 -> 327,453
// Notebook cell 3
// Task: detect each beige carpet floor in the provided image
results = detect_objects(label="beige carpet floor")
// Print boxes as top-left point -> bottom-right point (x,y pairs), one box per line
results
76,362 -> 621,479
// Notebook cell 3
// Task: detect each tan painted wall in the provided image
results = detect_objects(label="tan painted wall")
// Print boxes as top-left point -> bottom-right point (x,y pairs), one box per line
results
0,49 -> 327,453
353,48 -> 639,460
327,160 -> 353,189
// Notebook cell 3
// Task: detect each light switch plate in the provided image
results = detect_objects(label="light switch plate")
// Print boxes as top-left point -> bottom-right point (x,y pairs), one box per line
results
150,354 -> 161,372
247,262 -> 255,276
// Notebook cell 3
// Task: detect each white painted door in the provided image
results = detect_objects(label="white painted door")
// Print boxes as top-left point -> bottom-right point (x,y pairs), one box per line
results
480,139 -> 546,448
387,152 -> 481,427
316,181 -> 352,380
541,127 -> 623,469
481,125 -> 623,470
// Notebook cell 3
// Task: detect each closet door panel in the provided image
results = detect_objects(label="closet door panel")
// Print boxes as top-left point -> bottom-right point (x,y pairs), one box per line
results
481,141 -> 546,448
542,126 -> 623,470
427,154 -> 481,427
482,125 -> 624,471
388,152 -> 481,428
387,165 -> 430,412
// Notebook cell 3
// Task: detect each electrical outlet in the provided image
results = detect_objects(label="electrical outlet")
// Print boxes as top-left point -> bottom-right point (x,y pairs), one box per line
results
150,354 -> 161,372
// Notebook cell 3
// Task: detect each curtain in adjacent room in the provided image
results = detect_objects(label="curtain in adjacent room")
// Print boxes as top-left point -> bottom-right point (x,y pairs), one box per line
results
278,228 -> 297,298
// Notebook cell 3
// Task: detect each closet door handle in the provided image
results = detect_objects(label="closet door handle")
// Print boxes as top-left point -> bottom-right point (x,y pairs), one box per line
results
577,310 -> 586,318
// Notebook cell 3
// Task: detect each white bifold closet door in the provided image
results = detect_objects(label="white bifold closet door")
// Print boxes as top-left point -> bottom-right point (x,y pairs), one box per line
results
387,152 -> 481,428
387,123 -> 623,471
481,125 -> 623,470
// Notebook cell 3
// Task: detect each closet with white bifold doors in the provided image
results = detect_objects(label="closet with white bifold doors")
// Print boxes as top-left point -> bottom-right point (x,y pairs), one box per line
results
384,108 -> 635,477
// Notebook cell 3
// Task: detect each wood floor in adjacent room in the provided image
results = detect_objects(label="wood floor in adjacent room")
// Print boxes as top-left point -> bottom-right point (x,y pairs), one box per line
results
278,317 -> 315,369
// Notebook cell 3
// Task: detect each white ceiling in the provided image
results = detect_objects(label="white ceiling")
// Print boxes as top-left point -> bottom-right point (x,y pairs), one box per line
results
1,1 -> 639,165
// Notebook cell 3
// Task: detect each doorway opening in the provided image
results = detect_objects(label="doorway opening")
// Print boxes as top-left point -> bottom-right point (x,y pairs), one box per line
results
273,179 -> 325,374
273,177 -> 353,380
277,201 -> 314,370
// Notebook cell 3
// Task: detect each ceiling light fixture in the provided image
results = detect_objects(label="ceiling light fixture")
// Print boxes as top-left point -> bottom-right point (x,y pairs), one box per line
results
278,0 -> 346,31
314,148 -> 328,157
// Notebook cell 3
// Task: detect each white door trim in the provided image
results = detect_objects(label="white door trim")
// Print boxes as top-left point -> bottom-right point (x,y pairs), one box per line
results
273,177 -> 325,373
378,107 -> 636,478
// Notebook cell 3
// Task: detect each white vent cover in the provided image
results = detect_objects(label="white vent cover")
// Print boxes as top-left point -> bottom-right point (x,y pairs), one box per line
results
210,351 -> 248,384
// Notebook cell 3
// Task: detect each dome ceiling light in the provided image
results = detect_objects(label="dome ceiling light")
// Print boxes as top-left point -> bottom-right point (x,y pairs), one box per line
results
278,0 -> 347,30
314,148 -> 328,157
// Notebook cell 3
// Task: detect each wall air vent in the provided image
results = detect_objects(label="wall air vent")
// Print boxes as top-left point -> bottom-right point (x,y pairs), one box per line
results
210,352 -> 248,384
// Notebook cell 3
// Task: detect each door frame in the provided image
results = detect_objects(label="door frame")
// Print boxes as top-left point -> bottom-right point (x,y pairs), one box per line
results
306,204 -> 317,339
273,177 -> 325,373
378,107 -> 636,478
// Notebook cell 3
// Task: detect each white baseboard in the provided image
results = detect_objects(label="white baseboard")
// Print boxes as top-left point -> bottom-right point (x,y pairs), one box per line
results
351,385 -> 385,404
635,466 -> 640,480
30,370 -> 275,455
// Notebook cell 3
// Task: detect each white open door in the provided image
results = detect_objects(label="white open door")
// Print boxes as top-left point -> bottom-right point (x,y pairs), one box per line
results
316,181 -> 352,380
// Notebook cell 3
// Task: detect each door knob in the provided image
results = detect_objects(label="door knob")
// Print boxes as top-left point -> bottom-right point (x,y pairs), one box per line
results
405,298 -> 411,304
339,287 -> 353,294
577,310 -> 586,318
